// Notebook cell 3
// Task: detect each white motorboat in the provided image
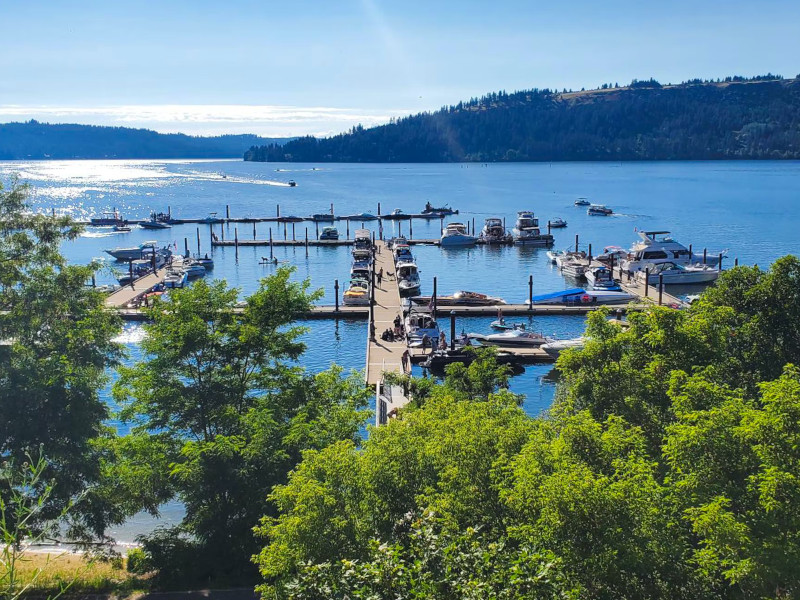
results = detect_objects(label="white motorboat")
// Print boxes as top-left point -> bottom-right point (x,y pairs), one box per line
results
595,246 -> 629,265
621,230 -> 724,273
555,250 -> 587,269
469,329 -> 552,347
199,212 -> 224,224
546,249 -> 566,264
409,290 -> 506,306
585,266 -> 620,290
574,198 -> 590,206
440,222 -> 477,246
513,211 -> 554,246
405,310 -> 441,346
639,262 -> 720,285
393,243 -> 414,264
396,261 -> 421,295
479,218 -> 511,243
105,241 -> 158,261
524,289 -> 635,306
164,268 -> 188,289
541,337 -> 585,359
587,205 -> 613,216
343,279 -> 370,305
549,217 -> 567,228
319,226 -> 339,240
182,260 -> 207,279
490,320 -> 525,331
193,254 -> 214,270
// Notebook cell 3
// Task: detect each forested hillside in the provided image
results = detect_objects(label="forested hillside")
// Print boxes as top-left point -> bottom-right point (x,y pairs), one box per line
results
0,121 -> 291,159
245,75 -> 800,162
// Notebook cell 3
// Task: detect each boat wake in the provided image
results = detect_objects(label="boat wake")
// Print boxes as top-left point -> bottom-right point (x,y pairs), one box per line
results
113,325 -> 147,344
81,230 -> 119,238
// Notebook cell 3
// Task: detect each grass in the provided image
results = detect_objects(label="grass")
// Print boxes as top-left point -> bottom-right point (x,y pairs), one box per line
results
10,551 -> 148,596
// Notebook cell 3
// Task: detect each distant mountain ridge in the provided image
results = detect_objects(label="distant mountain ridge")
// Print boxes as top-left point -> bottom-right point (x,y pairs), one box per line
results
0,121 -> 292,159
244,75 -> 800,162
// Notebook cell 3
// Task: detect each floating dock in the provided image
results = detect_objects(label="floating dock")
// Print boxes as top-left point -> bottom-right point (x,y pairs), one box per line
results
105,268 -> 168,308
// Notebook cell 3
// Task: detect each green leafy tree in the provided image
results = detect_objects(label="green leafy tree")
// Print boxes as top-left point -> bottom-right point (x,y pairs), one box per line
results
114,271 -> 371,585
0,179 -> 122,545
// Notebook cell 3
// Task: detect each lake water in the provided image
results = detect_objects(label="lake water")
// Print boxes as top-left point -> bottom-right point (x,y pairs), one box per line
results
3,158 -> 799,542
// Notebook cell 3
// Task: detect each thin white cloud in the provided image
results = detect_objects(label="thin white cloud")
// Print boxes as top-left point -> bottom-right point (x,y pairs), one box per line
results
0,104 -> 411,137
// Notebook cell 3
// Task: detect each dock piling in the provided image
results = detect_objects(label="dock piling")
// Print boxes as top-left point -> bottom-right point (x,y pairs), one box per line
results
658,273 -> 664,305
528,275 -> 533,310
220,223 -> 225,242
377,202 -> 381,216
440,216 -> 444,233
644,268 -> 650,297
315,222 -> 319,240
719,253 -> 724,271
284,222 -> 287,240
253,222 -> 256,240
409,218 -> 413,240
196,227 -> 201,255
450,311 -> 456,351
735,257 -> 738,267
234,227 -> 239,259
226,204 -> 230,220
128,260 -> 133,288
292,222 -> 296,241
277,204 -> 280,218
548,221 -> 551,235
689,244 -> 693,259
305,228 -> 308,257
334,279 -> 339,313
269,228 -> 273,259
472,217 -> 475,237
433,276 -> 438,316
184,237 -> 189,257
346,220 -> 350,240
575,234 -> 579,253
588,243 -> 592,263
703,248 -> 707,264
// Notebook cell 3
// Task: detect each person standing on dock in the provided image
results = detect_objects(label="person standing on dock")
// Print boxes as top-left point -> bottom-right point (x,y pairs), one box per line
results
422,333 -> 431,355
402,349 -> 410,372
439,331 -> 447,350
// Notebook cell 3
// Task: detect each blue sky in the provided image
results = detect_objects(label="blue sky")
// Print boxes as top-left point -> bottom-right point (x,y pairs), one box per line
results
1,0 -> 798,136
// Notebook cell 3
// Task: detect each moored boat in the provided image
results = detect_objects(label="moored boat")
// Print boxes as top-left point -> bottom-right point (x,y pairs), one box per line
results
639,261 -> 720,285
422,202 -> 458,216
512,211 -> 554,246
396,261 -> 421,295
164,268 -> 188,289
468,328 -> 552,347
541,337 -> 585,358
585,266 -> 620,290
621,231 -> 725,272
90,209 -> 126,227
319,226 -> 339,240
549,217 -> 567,228
440,222 -> 477,246
479,217 -> 511,243
105,241 -> 158,261
587,204 -> 613,216
343,279 -> 370,305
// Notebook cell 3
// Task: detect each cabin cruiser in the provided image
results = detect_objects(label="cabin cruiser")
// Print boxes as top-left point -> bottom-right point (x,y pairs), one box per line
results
393,243 -> 414,264
319,226 -> 339,240
638,261 -> 720,285
90,210 -> 126,227
405,309 -> 440,346
440,222 -> 477,246
549,217 -> 567,228
512,211 -> 554,246
343,279 -> 370,305
469,329 -> 552,347
353,229 -> 372,247
345,212 -> 378,221
541,337 -> 585,359
384,208 -> 410,220
181,260 -> 207,279
479,218 -> 511,243
621,231 -> 724,272
410,291 -> 506,306
396,262 -> 421,295
595,246 -> 628,264
587,204 -> 613,216
105,241 -> 158,261
140,213 -> 172,229
351,260 -> 371,283
164,268 -> 188,289
422,202 -> 458,216
574,198 -> 590,206
585,266 -> 620,290
192,254 -> 214,270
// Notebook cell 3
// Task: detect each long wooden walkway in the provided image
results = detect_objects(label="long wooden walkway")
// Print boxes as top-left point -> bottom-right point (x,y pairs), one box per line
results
366,241 -> 410,386
104,268 -> 168,308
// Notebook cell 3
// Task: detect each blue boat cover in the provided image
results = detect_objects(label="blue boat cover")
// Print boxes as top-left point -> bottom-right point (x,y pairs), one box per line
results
529,288 -> 586,304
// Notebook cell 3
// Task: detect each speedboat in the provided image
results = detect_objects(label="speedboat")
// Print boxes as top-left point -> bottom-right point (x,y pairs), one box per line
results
440,222 -> 477,247
311,213 -> 335,222
587,205 -> 613,216
199,212 -> 224,224
319,226 -> 339,240
113,224 -> 131,232
396,262 -> 421,295
343,279 -> 370,305
422,202 -> 458,216
351,260 -> 371,282
409,291 -> 506,306
490,320 -> 525,331
546,249 -> 566,264
596,246 -> 629,264
549,217 -> 567,228
639,262 -> 720,285
90,210 -> 125,227
479,218 -> 511,244
525,288 -> 635,305
182,260 -> 207,279
105,241 -> 158,261
469,329 -> 552,347
621,231 -> 724,272
512,211 -> 554,246
541,337 -> 585,359
346,212 -> 378,221
164,268 -> 188,289
288,180 -> 297,187
585,266 -> 620,290
384,209 -> 411,220
555,251 -> 587,269
193,254 -> 214,270
574,198 -> 591,206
